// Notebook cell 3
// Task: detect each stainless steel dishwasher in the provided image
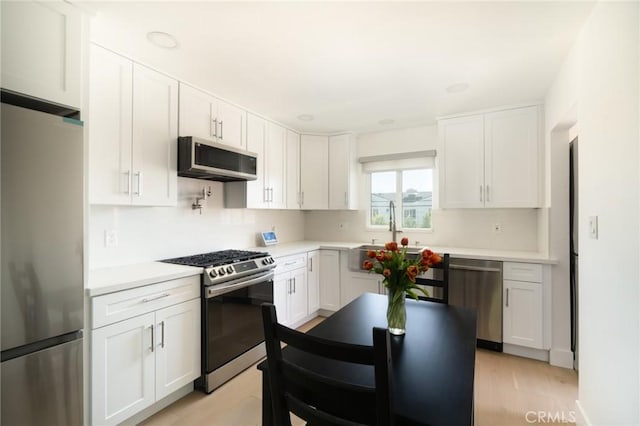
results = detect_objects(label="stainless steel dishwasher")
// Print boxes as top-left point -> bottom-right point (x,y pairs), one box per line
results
449,258 -> 503,351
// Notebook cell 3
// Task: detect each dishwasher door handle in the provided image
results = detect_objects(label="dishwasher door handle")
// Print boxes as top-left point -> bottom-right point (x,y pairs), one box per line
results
450,264 -> 502,273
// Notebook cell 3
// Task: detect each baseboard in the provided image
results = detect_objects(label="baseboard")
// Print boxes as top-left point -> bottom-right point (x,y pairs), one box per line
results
120,383 -> 193,425
549,348 -> 574,369
503,343 -> 549,362
575,400 -> 592,426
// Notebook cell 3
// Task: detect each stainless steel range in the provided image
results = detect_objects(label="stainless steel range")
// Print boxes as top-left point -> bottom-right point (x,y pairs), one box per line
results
163,249 -> 275,393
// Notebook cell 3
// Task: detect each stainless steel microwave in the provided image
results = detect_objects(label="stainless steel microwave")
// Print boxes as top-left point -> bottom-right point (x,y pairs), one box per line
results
178,136 -> 258,182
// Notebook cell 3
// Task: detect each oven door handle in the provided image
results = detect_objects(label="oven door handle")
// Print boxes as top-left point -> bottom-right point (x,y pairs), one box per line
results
206,271 -> 275,298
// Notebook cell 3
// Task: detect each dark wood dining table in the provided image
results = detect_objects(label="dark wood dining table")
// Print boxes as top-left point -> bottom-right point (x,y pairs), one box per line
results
258,292 -> 478,425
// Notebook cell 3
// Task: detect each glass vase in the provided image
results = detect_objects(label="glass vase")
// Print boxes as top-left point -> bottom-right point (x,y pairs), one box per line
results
386,288 -> 406,336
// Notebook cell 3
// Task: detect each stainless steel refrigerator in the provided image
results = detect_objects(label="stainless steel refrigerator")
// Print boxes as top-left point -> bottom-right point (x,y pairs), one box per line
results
1,92 -> 84,425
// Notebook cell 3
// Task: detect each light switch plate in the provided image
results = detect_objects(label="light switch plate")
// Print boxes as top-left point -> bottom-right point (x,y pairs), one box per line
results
588,216 -> 598,239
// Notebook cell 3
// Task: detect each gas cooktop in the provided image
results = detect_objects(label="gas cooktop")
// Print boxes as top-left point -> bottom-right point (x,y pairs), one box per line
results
162,249 -> 275,286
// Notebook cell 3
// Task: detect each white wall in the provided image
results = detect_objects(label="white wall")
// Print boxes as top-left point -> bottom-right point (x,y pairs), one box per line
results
89,178 -> 305,268
305,124 -> 540,252
544,2 -> 639,424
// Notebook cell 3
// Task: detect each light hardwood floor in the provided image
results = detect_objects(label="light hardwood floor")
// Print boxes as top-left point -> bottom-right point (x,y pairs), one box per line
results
141,316 -> 577,426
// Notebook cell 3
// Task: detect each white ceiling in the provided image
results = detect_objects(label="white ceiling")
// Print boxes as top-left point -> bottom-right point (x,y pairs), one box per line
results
83,1 -> 595,134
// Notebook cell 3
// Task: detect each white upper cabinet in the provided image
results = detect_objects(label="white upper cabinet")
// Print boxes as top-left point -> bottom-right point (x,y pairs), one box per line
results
300,135 -> 329,209
89,45 -> 178,206
226,114 -> 286,209
266,122 -> 287,209
1,1 -> 82,108
178,83 -> 246,150
438,105 -> 541,208
328,134 -> 358,210
286,130 -> 301,209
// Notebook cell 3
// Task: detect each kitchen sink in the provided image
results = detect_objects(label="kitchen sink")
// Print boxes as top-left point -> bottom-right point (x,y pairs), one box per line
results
348,244 -> 423,271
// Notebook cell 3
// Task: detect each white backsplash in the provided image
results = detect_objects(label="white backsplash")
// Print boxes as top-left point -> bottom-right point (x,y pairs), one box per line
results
303,208 -> 539,251
89,178 -> 305,269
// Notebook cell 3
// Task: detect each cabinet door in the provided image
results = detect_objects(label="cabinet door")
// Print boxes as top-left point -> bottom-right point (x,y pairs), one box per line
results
155,299 -> 201,400
484,106 -> 540,208
286,130 -> 301,209
341,273 -> 381,307
245,113 -> 268,208
307,251 -> 320,313
438,115 -> 485,208
273,272 -> 290,325
216,99 -> 246,149
300,135 -> 329,209
319,250 -> 340,311
503,280 -> 543,348
91,313 -> 155,426
1,1 -> 81,108
289,267 -> 308,325
132,64 -> 178,206
267,123 -> 287,209
89,45 -> 133,205
178,83 -> 214,139
329,134 -> 349,210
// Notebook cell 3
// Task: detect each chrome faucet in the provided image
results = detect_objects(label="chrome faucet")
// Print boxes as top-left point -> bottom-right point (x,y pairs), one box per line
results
389,201 -> 402,242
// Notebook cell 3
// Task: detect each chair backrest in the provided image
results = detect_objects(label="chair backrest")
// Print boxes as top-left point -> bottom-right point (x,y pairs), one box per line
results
415,253 -> 450,304
261,303 -> 395,426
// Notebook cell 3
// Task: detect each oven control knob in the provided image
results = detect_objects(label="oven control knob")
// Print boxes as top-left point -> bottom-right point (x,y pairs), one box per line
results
269,257 -> 274,264
218,267 -> 225,276
226,266 -> 234,274
262,259 -> 268,265
209,269 -> 217,278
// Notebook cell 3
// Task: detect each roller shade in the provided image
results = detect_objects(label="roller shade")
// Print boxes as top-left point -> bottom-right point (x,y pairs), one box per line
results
359,150 -> 436,173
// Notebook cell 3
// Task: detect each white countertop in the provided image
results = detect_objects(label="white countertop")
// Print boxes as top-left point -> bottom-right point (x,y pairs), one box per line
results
87,241 -> 555,297
254,241 -> 557,264
87,262 -> 203,297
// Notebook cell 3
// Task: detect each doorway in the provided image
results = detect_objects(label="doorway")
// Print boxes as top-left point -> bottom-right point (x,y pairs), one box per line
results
569,137 -> 579,370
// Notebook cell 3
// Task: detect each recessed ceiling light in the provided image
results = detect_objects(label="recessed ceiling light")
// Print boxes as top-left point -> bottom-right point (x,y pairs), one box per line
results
297,114 -> 314,121
446,83 -> 469,94
146,31 -> 179,49
378,119 -> 395,125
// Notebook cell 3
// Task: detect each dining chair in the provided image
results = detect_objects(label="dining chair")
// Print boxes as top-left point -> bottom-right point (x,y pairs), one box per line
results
261,303 -> 395,426
415,253 -> 450,304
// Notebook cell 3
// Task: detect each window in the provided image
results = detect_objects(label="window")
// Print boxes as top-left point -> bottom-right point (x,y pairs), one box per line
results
369,168 -> 433,229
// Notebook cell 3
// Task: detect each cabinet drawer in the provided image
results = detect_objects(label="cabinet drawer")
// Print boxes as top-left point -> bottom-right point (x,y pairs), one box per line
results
503,262 -> 542,283
92,276 -> 200,329
275,253 -> 307,274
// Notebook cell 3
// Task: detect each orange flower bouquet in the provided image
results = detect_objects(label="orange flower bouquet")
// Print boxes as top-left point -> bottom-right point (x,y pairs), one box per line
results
362,238 -> 442,335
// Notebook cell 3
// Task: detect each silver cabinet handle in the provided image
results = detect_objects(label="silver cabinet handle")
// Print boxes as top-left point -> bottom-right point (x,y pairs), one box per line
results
212,118 -> 218,138
293,277 -> 296,293
344,192 -> 348,207
124,170 -> 131,194
160,321 -> 165,348
506,288 -> 509,307
150,324 -> 155,352
141,293 -> 170,303
288,278 -> 292,294
270,188 -> 274,202
480,185 -> 483,202
264,188 -> 269,203
309,258 -> 313,272
220,120 -> 224,140
301,192 -> 305,206
486,185 -> 490,202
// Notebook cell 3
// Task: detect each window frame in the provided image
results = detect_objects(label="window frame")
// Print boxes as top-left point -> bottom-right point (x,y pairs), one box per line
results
366,167 -> 434,232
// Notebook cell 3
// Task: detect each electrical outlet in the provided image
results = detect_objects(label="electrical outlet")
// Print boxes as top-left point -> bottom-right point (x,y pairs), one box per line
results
493,223 -> 502,233
104,230 -> 118,248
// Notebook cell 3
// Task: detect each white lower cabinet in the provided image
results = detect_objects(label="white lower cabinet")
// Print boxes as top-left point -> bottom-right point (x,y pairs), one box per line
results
91,278 -> 200,425
307,250 -> 320,313
341,272 -> 383,307
503,262 -> 544,349
274,253 -> 308,327
319,250 -> 341,311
